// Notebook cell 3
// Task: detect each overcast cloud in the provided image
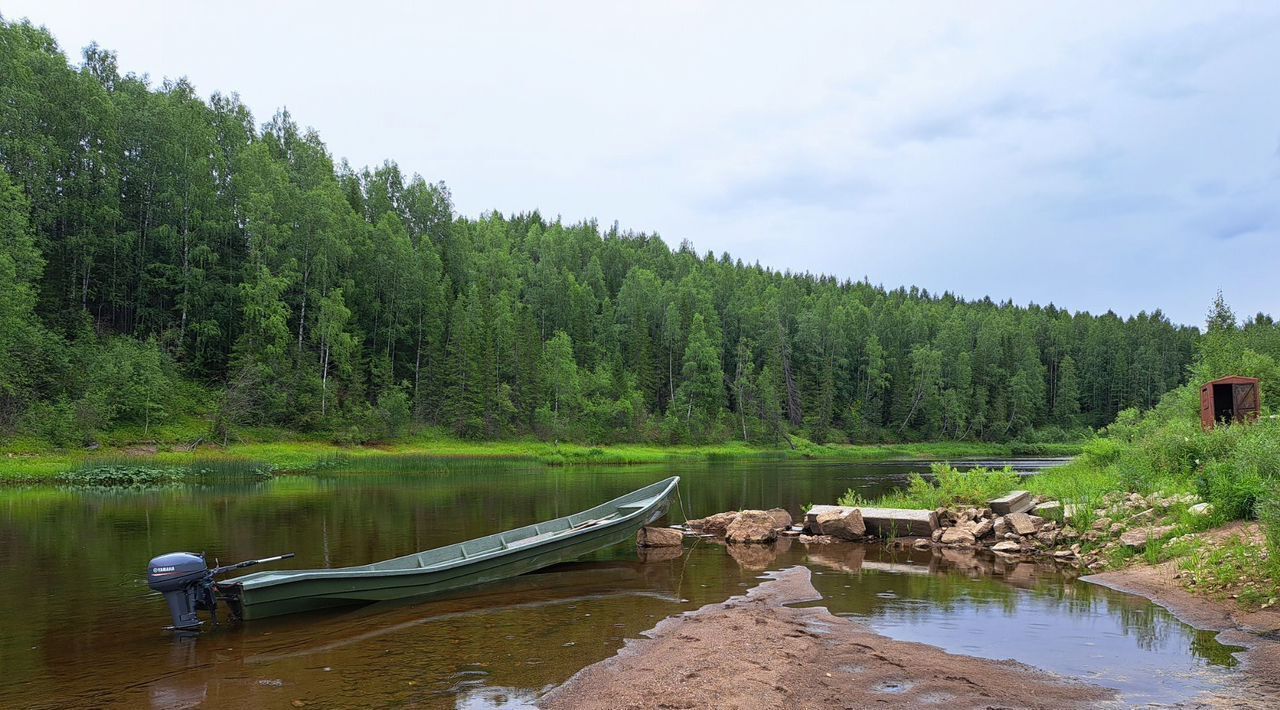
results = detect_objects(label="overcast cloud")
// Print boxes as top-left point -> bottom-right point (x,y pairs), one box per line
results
5,1 -> 1278,325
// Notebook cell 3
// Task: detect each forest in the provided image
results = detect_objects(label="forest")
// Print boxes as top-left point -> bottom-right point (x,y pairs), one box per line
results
0,17 -> 1246,449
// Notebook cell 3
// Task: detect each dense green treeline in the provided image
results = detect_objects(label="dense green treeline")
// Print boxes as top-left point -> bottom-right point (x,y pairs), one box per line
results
0,18 -> 1218,447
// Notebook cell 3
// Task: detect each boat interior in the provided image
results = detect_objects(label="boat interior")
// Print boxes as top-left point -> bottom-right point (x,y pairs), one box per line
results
228,477 -> 678,582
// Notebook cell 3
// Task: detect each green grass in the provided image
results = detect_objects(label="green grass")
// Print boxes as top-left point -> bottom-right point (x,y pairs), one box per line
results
0,430 -> 1083,482
1177,534 -> 1280,608
841,462 -> 1021,510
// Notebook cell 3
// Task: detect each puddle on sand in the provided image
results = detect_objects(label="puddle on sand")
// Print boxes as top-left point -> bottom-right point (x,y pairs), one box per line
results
792,543 -> 1246,706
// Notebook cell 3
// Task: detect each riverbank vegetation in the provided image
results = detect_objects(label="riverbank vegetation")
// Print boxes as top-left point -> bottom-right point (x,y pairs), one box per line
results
0,17 -> 1196,455
0,436 -> 1080,482
843,297 -> 1280,605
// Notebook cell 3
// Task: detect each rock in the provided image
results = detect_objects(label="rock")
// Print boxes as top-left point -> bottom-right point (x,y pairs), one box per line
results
1189,502 -> 1214,516
1120,525 -> 1176,551
912,537 -> 933,550
1092,516 -> 1112,532
1004,532 -> 1021,540
798,534 -> 835,544
1059,526 -> 1080,541
765,508 -> 793,530
992,540 -> 1022,553
940,528 -> 976,546
931,528 -> 945,542
993,516 -> 1009,537
1052,549 -> 1076,558
1035,530 -> 1059,547
952,520 -> 979,536
726,510 -> 779,544
686,511 -> 738,535
637,526 -> 683,547
779,528 -> 801,537
1033,501 -> 1063,520
1005,512 -> 1040,536
1108,523 -> 1125,536
973,519 -> 994,539
1062,504 -> 1079,525
1128,508 -> 1154,524
989,490 -> 1034,515
817,508 -> 867,540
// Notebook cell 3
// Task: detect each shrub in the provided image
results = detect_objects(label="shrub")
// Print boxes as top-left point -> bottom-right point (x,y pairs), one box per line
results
868,463 -> 1021,510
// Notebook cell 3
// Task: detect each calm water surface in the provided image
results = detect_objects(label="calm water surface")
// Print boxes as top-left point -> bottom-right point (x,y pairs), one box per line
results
0,458 -> 1244,708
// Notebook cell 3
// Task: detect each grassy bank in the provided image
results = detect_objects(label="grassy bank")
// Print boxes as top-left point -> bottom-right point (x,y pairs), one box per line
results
833,330 -> 1280,611
0,431 -> 1083,482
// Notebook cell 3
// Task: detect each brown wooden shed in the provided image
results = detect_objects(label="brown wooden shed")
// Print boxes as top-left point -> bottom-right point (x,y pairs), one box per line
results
1199,375 -> 1261,430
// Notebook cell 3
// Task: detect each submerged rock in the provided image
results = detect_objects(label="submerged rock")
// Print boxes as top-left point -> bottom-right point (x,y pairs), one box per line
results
798,534 -> 836,544
637,526 -> 684,548
726,510 -> 779,544
817,508 -> 866,540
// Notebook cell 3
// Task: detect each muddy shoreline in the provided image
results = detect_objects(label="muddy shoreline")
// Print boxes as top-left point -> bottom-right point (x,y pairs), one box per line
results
540,565 -> 1111,709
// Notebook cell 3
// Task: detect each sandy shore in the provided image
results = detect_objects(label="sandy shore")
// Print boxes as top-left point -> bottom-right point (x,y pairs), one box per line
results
540,565 -> 1110,709
1085,522 -> 1280,707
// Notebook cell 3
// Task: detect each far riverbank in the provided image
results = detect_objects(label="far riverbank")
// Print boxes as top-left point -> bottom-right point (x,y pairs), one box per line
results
0,435 -> 1081,482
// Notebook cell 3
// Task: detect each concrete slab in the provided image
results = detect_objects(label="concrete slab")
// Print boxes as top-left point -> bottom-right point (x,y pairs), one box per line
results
805,505 -> 938,537
989,490 -> 1033,515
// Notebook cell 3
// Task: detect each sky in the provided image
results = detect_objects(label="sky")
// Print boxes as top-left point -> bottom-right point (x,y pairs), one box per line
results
4,1 -> 1278,326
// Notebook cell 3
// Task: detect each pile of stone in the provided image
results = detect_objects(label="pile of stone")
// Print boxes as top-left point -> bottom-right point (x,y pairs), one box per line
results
676,508 -> 794,544
1073,490 -> 1208,566
649,488 -> 1209,572
927,491 -> 1084,563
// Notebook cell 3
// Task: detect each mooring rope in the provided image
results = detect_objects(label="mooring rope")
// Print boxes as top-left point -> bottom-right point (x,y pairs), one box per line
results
675,481 -> 691,523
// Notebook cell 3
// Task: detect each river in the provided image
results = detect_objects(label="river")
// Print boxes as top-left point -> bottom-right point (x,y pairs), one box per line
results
0,458 -> 1245,707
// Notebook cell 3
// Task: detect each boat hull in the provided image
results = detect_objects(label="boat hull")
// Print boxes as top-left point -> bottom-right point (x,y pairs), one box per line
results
219,478 -> 676,620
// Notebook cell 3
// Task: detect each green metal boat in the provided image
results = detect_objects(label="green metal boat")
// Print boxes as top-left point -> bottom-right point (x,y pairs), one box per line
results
216,476 -> 680,621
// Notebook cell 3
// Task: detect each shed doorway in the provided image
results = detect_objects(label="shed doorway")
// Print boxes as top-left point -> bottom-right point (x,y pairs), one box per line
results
1212,383 -> 1235,423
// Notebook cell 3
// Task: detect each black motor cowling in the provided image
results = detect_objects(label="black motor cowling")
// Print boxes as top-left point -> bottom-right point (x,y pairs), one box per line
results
147,552 -> 215,631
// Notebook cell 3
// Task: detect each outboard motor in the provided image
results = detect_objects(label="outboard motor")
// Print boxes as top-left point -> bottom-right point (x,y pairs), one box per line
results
147,551 -> 294,631
147,552 -> 216,630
